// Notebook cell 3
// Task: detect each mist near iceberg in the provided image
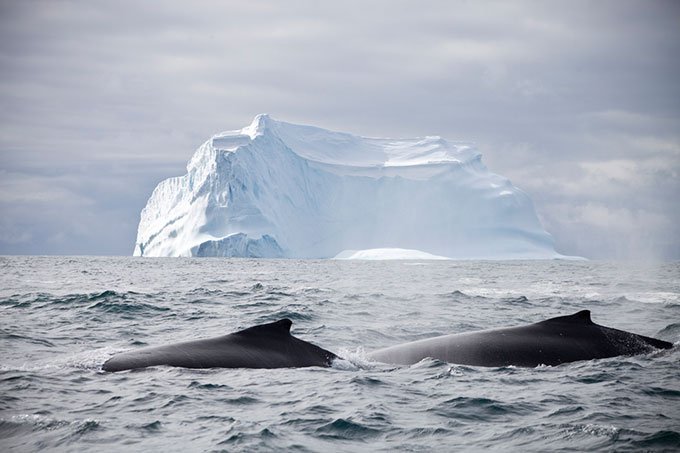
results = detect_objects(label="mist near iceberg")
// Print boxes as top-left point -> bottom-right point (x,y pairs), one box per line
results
134,115 -> 569,259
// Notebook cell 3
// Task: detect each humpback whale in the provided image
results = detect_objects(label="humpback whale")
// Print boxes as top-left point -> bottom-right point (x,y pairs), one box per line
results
102,311 -> 672,372
102,319 -> 336,372
368,310 -> 673,367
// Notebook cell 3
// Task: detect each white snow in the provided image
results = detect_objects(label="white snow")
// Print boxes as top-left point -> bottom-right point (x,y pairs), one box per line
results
334,248 -> 450,260
134,114 -> 568,259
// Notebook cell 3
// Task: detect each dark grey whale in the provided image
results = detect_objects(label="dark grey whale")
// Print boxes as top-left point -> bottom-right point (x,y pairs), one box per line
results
102,319 -> 336,372
103,311 -> 672,372
368,310 -> 673,367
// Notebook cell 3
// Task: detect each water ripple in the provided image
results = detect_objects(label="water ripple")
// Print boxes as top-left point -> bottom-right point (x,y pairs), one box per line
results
1,257 -> 678,451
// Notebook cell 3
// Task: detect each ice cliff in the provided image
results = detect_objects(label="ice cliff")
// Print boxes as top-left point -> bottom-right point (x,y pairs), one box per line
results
133,114 -> 565,259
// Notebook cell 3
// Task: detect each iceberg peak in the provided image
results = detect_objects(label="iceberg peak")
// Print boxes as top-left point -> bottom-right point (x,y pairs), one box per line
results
241,113 -> 272,139
134,116 -> 566,260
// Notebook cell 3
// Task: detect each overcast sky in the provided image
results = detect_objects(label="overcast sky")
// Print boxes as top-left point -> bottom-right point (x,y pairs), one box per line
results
1,0 -> 678,259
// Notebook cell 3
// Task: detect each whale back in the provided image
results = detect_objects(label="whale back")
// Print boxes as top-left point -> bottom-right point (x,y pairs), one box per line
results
368,310 -> 673,367
103,319 -> 336,372
103,311 -> 672,371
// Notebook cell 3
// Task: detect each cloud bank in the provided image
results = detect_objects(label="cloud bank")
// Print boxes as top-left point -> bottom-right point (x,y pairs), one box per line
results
1,0 -> 678,258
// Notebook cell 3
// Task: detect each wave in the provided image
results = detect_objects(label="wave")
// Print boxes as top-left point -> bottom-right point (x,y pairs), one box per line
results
0,331 -> 55,347
1,290 -> 166,310
430,397 -> 539,421
314,418 -> 381,440
630,430 -> 680,449
86,300 -> 169,314
0,414 -> 100,440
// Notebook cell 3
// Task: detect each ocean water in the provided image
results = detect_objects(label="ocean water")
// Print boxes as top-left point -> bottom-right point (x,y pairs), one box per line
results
1,257 -> 678,452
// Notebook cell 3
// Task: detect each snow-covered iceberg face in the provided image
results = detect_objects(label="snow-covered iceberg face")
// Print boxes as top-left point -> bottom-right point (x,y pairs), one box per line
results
134,114 -> 566,259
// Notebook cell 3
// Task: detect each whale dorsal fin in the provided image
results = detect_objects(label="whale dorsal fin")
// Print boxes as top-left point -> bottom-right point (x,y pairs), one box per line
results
235,319 -> 293,337
540,310 -> 594,325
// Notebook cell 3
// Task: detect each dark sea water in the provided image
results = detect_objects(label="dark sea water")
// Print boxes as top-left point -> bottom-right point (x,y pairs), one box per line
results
1,257 -> 679,452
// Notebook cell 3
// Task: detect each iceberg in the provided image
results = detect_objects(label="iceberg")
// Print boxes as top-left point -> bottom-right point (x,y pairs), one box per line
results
334,248 -> 450,260
134,114 -> 565,259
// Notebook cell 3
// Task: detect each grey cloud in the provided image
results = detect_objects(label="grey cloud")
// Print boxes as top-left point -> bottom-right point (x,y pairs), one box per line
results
0,0 -> 678,258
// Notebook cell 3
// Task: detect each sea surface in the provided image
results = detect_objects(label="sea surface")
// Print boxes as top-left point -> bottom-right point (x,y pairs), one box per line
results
1,257 -> 679,452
